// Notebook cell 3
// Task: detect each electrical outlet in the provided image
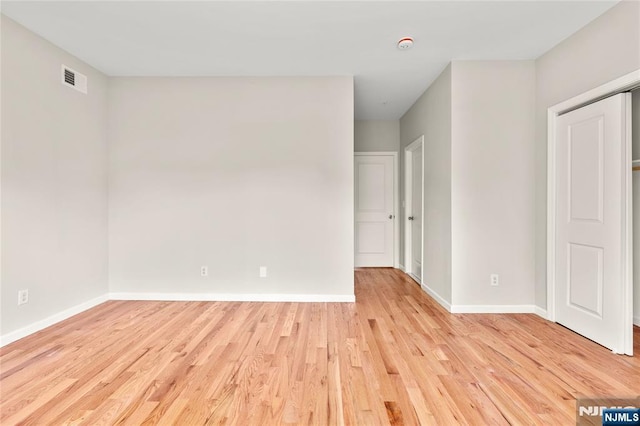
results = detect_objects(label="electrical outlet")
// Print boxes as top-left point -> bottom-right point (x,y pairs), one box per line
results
18,289 -> 29,305
201,266 -> 208,277
259,266 -> 267,278
490,274 -> 499,287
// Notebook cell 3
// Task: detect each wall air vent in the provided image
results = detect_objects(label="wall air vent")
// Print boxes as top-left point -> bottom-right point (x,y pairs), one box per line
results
61,65 -> 87,94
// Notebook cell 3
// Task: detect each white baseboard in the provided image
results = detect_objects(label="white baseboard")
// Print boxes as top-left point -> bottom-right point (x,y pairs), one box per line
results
398,264 -> 405,272
109,292 -> 356,303
0,294 -> 109,347
634,315 -> 640,327
450,304 -> 538,314
535,306 -> 548,319
420,284 -> 452,312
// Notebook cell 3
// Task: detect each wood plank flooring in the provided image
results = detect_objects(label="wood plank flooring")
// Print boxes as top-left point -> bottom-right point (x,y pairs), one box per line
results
1,268 -> 639,424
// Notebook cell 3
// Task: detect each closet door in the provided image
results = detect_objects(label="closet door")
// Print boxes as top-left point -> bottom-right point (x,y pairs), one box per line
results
554,92 -> 632,355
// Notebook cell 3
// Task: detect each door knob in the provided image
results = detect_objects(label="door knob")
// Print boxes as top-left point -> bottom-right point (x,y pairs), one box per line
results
389,214 -> 394,219
408,216 -> 414,220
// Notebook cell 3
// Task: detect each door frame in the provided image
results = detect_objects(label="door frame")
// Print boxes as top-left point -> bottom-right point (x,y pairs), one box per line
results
354,151 -> 400,268
547,69 -> 640,355
404,136 -> 425,284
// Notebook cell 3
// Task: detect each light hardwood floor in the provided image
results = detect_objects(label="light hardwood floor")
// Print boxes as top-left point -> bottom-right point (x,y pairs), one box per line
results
1,268 -> 639,425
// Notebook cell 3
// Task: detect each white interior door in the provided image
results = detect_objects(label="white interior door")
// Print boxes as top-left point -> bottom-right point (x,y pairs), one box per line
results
405,137 -> 423,284
354,155 -> 395,267
410,145 -> 423,280
555,92 -> 632,354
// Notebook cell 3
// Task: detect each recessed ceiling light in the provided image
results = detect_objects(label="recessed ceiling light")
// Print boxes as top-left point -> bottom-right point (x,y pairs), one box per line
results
397,37 -> 414,50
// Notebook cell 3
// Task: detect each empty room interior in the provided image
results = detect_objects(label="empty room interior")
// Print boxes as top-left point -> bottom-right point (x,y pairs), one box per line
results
1,0 -> 640,424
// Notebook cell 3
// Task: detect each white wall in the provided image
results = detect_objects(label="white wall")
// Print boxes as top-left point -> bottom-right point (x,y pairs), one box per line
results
108,77 -> 354,298
633,90 -> 640,324
1,16 -> 109,336
399,61 -> 536,309
535,0 -> 640,309
354,120 -> 399,152
400,65 -> 452,303
451,61 -> 536,306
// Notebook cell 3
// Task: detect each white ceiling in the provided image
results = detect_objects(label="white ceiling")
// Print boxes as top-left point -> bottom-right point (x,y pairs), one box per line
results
1,1 -> 618,120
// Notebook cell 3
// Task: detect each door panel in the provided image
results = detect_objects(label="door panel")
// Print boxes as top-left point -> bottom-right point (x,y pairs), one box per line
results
357,164 -> 386,211
354,155 -> 394,267
555,93 -> 631,354
568,243 -> 603,317
568,116 -> 604,222
356,222 -> 386,254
